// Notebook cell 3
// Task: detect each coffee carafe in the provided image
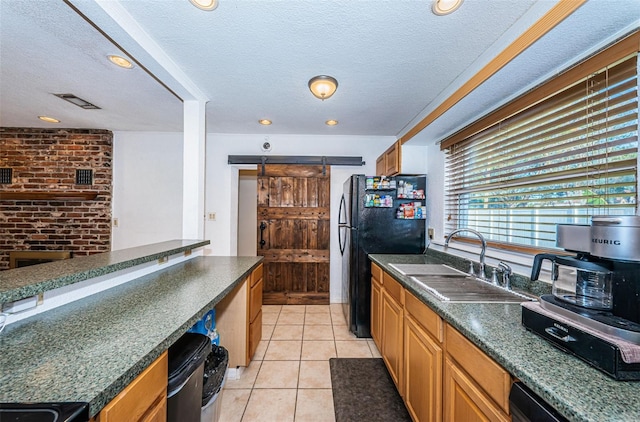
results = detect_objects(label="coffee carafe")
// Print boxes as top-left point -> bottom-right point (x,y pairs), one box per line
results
531,253 -> 614,310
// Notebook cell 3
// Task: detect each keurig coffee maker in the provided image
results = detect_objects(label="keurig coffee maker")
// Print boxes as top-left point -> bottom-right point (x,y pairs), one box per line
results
522,216 -> 640,380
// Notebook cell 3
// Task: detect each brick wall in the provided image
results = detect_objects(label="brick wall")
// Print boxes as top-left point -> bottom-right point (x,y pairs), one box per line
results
0,128 -> 112,270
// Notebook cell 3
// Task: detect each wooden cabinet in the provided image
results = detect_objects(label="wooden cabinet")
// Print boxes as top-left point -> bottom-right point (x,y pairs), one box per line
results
216,263 -> 263,368
444,325 -> 511,421
96,351 -> 168,422
371,263 -> 383,347
371,264 -> 514,422
404,292 -> 443,422
376,141 -> 402,176
248,263 -> 263,361
381,275 -> 404,395
376,154 -> 386,176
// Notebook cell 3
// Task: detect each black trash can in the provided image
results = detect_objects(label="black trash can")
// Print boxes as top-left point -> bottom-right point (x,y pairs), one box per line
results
201,345 -> 229,422
167,333 -> 212,422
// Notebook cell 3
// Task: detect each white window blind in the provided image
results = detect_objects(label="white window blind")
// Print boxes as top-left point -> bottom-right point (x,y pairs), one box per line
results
444,54 -> 638,249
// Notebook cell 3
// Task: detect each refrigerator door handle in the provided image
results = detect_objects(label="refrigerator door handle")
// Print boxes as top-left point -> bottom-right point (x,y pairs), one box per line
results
338,194 -> 347,225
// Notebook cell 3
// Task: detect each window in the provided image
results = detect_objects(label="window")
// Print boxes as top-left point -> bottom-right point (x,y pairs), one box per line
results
442,33 -> 639,250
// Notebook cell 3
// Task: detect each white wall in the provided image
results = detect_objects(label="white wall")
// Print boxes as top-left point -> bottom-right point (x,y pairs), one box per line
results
112,132 -> 184,250
112,131 -> 416,302
237,170 -> 257,256
204,133 -> 395,302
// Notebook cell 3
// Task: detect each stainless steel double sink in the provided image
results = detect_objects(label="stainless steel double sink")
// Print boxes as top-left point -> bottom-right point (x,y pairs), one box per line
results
388,263 -> 534,304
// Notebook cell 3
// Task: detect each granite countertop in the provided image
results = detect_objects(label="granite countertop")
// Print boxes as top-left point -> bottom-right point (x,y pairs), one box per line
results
0,239 -> 210,304
369,253 -> 640,422
0,255 -> 262,417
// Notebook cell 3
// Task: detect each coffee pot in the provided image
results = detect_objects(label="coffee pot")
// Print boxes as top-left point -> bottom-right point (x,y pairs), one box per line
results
531,216 -> 640,323
531,253 -> 613,310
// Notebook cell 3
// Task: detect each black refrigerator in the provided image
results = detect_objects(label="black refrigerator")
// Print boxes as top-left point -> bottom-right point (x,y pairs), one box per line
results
339,174 -> 426,338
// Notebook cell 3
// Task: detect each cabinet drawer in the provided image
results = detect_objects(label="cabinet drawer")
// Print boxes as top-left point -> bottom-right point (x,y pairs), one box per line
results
445,325 -> 511,412
98,351 -> 168,422
371,263 -> 383,284
251,264 -> 263,287
405,291 -> 443,343
249,277 -> 263,323
383,272 -> 403,304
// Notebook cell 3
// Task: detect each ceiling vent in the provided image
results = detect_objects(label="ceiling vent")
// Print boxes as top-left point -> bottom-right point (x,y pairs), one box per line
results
54,93 -> 101,110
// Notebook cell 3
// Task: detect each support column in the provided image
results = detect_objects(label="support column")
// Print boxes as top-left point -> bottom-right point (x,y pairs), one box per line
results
183,100 -> 206,239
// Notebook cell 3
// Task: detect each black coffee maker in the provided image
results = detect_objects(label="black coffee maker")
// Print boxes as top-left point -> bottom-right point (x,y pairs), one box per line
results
523,216 -> 640,380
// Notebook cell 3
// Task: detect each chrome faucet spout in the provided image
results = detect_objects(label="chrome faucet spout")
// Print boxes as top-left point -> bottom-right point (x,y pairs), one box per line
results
444,228 -> 487,279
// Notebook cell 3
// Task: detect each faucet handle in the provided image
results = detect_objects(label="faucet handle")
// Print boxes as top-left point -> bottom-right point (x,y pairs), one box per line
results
468,260 -> 476,277
498,261 -> 512,289
490,268 -> 500,286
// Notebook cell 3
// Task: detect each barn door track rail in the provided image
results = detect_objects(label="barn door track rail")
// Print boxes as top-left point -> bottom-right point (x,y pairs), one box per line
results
228,155 -> 364,176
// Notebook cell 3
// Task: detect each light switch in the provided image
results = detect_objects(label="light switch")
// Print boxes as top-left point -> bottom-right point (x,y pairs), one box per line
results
208,213 -> 216,221
113,218 -> 119,227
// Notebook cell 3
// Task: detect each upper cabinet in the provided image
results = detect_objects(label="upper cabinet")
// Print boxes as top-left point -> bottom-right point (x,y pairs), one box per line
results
376,141 -> 402,176
375,141 -> 427,177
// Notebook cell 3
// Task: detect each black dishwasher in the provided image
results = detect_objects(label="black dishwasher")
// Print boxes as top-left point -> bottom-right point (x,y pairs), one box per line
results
510,382 -> 568,422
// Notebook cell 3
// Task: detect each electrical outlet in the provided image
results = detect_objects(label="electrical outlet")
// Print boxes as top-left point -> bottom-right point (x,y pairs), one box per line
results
208,213 -> 216,221
113,218 -> 119,227
428,227 -> 434,240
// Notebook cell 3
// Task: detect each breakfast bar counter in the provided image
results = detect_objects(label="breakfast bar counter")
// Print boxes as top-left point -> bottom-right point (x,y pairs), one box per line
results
0,253 -> 262,417
370,252 -> 640,422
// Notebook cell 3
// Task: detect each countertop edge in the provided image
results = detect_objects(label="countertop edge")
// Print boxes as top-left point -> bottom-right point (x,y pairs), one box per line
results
88,256 -> 262,417
0,239 -> 210,303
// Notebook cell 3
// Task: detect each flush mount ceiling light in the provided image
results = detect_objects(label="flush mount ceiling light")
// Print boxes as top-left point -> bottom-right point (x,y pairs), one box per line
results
189,0 -> 218,11
108,55 -> 134,69
54,93 -> 101,110
258,119 -> 272,125
432,0 -> 463,15
325,120 -> 339,126
308,75 -> 338,100
38,116 -> 60,123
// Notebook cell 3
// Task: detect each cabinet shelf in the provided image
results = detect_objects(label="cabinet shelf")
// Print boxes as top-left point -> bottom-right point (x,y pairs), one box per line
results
0,191 -> 99,201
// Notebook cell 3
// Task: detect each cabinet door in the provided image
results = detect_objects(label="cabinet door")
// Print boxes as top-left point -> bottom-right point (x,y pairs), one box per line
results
444,358 -> 510,422
385,142 -> 400,175
98,352 -> 168,422
381,289 -> 404,395
376,154 -> 386,175
405,315 -> 443,422
371,276 -> 382,348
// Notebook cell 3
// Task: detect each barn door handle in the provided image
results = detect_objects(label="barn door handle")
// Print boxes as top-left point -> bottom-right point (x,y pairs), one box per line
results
259,222 -> 267,248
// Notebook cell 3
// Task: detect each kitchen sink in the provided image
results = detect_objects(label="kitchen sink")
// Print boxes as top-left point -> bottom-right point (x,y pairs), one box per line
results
388,263 -> 468,277
410,275 -> 535,304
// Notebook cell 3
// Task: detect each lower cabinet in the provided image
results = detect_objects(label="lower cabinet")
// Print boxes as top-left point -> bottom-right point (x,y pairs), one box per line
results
96,351 -> 168,422
381,288 -> 404,394
372,264 -> 514,422
404,314 -> 442,422
371,263 -> 383,347
444,358 -> 510,422
217,263 -> 264,368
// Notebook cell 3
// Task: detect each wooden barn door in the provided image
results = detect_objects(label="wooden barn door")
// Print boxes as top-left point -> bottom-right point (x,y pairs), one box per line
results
257,164 -> 330,305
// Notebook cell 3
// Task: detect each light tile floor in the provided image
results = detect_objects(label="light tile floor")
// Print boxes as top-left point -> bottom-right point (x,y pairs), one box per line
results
219,303 -> 381,422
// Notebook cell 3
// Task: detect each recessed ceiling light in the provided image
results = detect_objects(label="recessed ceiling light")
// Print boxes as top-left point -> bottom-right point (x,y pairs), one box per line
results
432,0 -> 463,15
189,0 -> 218,11
38,116 -> 60,123
108,55 -> 134,69
325,120 -> 339,126
258,119 -> 272,125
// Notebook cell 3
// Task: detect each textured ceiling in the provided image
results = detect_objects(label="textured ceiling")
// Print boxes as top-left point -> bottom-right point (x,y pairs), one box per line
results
0,0 -> 639,140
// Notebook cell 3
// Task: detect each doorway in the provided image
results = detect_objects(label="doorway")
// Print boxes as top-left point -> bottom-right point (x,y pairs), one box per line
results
237,169 -> 258,256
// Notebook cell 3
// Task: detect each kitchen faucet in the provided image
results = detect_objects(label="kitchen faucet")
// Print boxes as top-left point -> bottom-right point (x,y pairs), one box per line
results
444,228 -> 487,280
